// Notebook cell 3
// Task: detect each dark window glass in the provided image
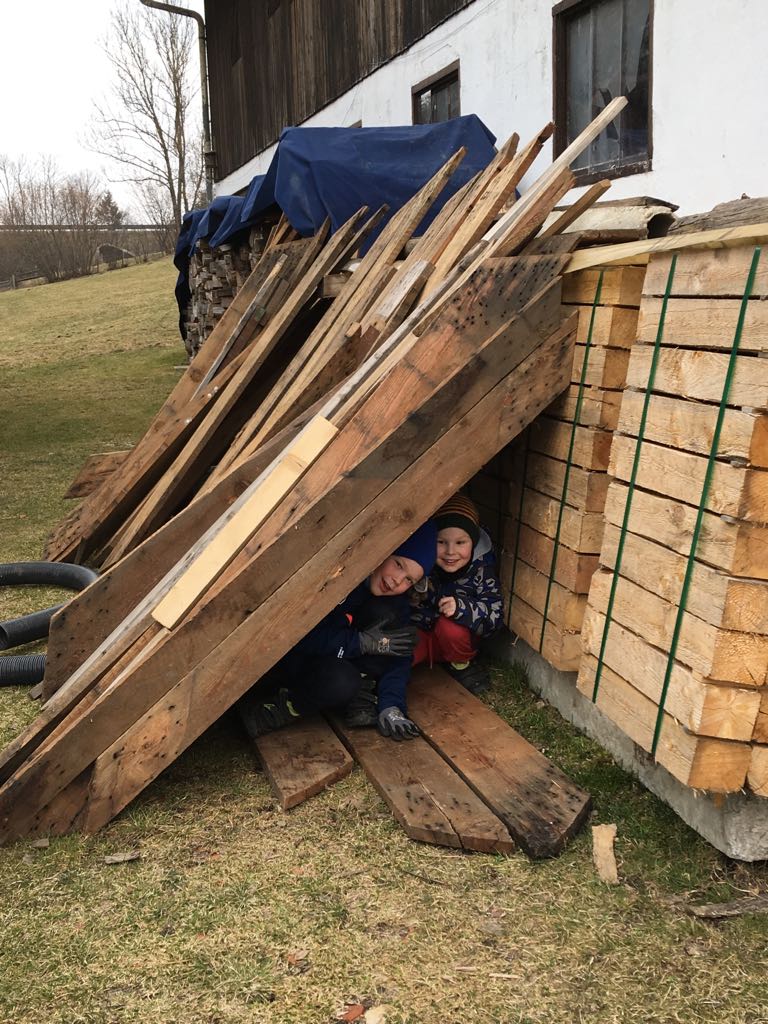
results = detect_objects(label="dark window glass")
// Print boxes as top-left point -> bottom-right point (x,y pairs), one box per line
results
412,70 -> 460,125
556,0 -> 651,179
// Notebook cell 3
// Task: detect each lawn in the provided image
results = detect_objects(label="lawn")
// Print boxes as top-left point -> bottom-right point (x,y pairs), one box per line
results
0,263 -> 767,1024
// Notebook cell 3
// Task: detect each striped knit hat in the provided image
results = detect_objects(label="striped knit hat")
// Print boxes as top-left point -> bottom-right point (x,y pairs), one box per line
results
435,494 -> 480,546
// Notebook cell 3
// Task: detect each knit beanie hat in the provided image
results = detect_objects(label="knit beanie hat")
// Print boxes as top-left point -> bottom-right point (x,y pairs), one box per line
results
434,494 -> 480,546
394,520 -> 438,578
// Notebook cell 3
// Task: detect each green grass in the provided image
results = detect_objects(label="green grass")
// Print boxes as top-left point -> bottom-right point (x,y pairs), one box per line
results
1,265 -> 768,1024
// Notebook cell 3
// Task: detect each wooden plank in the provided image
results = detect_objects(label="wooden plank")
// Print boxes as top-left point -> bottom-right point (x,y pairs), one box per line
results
508,485 -> 604,552
507,594 -> 582,671
580,605 -> 760,741
609,433 -> 768,521
566,223 -> 768,273
571,343 -> 630,389
514,523 -> 599,594
0,314 -> 574,843
576,655 -> 752,791
251,716 -> 354,811
528,416 -> 613,470
547,384 -> 622,430
524,451 -> 609,512
637,297 -> 768,353
600,522 -> 768,634
604,480 -> 768,578
562,266 -> 646,307
504,557 -> 587,630
63,451 -> 130,500
152,417 -> 338,630
748,747 -> 768,797
753,691 -> 768,743
333,720 -> 515,853
407,667 -> 591,858
106,213 -> 364,556
643,247 -> 768,298
535,179 -> 611,241
588,567 -> 768,686
618,390 -> 768,468
562,304 -> 639,348
626,345 -> 768,408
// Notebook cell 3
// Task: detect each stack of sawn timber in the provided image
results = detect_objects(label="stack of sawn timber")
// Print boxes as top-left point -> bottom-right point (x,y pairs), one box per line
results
495,263 -> 644,670
0,101 -> 629,852
576,243 -> 768,795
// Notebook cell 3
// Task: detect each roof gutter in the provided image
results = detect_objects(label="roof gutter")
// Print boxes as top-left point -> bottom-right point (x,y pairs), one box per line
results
139,0 -> 215,203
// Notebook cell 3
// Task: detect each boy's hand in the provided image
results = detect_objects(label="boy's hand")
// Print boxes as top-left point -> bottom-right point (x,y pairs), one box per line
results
378,707 -> 420,740
439,596 -> 457,619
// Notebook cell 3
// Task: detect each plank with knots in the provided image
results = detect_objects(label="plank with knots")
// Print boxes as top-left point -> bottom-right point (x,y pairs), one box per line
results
407,668 -> 591,858
0,314 -> 574,842
333,721 -> 515,853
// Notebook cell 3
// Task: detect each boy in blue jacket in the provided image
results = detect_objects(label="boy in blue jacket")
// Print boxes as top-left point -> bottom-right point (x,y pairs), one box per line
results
411,494 -> 503,694
238,520 -> 437,741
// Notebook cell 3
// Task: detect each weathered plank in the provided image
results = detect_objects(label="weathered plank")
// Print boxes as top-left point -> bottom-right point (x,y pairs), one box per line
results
588,567 -> 768,686
562,266 -> 645,307
547,384 -> 622,431
407,668 -> 591,858
511,523 -> 599,594
618,391 -> 768,468
334,721 -> 515,853
637,297 -> 768,352
250,716 -> 354,811
507,485 -> 605,553
626,345 -> 768,409
571,344 -> 630,389
576,655 -> 752,791
506,593 -> 583,671
643,247 -> 768,298
580,605 -> 760,741
528,417 -> 613,471
609,433 -> 768,521
562,304 -> 639,348
604,480 -> 768,578
524,452 -> 609,513
63,451 -> 130,500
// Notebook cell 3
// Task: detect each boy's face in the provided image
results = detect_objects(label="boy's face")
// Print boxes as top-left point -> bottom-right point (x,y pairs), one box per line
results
436,527 -> 473,573
369,555 -> 423,597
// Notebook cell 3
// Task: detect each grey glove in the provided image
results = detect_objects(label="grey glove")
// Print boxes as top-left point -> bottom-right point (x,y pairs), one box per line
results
377,706 -> 420,741
358,622 -> 417,658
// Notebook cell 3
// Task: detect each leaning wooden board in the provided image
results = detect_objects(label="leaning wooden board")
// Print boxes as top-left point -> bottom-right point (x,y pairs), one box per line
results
407,667 -> 591,858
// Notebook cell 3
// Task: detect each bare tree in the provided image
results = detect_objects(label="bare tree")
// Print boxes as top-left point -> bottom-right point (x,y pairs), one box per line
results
0,156 -> 115,281
89,2 -> 204,239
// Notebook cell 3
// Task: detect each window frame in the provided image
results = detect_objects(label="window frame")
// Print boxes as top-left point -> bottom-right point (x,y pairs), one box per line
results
552,0 -> 653,184
411,61 -> 461,125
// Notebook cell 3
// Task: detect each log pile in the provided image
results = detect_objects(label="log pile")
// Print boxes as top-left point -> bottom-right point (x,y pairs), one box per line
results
0,101 -> 631,852
576,242 -> 768,794
496,263 -> 644,670
183,236 -> 260,357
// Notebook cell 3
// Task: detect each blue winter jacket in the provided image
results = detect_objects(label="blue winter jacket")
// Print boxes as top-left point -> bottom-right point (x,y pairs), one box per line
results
295,580 -> 413,714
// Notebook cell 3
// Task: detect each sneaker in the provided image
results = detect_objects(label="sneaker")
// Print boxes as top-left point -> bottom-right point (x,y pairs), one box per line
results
239,688 -> 300,739
445,659 -> 490,695
341,675 -> 378,728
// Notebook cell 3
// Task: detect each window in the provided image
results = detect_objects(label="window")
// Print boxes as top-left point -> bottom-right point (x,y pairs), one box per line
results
554,0 -> 652,181
412,66 -> 460,125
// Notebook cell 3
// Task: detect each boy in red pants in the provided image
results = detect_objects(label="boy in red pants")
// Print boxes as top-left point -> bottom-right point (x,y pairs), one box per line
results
411,494 -> 503,694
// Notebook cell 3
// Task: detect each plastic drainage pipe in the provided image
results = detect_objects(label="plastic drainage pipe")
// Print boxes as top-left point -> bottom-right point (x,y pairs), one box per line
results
0,561 -> 98,686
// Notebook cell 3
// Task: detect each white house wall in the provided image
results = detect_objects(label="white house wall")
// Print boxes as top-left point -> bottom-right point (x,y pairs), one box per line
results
214,0 -> 767,216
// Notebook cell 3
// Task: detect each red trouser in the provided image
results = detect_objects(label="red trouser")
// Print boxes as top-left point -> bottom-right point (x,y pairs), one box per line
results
413,616 -> 478,667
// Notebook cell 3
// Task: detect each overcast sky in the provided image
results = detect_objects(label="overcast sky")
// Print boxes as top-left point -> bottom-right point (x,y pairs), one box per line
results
1,0 -> 204,213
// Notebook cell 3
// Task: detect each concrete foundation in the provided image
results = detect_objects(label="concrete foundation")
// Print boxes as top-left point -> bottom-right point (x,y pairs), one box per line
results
488,630 -> 768,862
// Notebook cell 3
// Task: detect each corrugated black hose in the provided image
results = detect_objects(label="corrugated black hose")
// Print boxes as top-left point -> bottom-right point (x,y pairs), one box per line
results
0,562 -> 98,686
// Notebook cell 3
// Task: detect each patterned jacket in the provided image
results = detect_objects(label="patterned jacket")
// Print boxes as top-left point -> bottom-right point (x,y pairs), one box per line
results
410,528 -> 503,638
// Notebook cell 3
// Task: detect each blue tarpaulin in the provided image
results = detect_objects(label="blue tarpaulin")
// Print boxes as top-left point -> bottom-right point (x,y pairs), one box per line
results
175,115 -> 497,336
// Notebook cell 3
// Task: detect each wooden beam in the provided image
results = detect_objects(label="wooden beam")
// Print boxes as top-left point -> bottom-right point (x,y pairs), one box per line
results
407,668 -> 591,858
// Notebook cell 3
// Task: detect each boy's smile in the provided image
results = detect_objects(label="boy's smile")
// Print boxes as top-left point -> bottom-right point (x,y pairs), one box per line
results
369,555 -> 423,596
436,527 -> 473,573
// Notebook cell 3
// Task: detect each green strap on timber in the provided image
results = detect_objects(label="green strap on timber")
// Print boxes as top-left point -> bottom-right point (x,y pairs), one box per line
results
539,271 -> 603,652
651,246 -> 763,755
591,255 -> 678,701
